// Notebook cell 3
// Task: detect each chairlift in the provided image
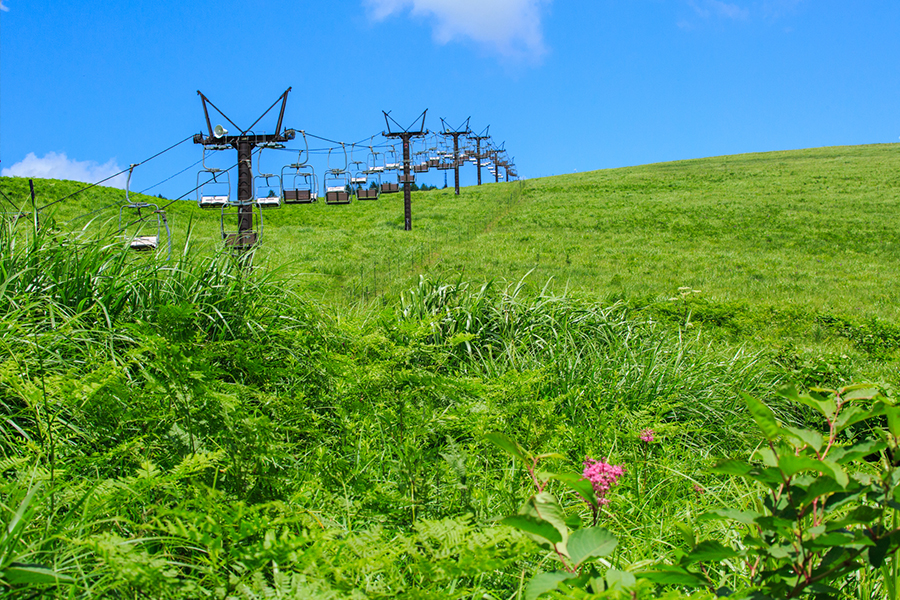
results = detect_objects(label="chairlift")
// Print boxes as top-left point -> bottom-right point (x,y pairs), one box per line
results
119,164 -> 172,258
253,145 -> 283,209
324,144 -> 351,205
413,150 -> 429,173
197,145 -> 231,208
381,181 -> 400,193
281,131 -> 318,203
384,146 -> 401,171
357,177 -> 380,200
349,160 -> 370,200
350,153 -> 379,200
365,139 -> 385,174
381,145 -> 401,192
349,146 -> 368,186
426,135 -> 441,168
220,200 -> 262,251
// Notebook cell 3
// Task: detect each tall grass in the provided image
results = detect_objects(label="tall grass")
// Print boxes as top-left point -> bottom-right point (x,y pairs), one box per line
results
0,157 -> 894,596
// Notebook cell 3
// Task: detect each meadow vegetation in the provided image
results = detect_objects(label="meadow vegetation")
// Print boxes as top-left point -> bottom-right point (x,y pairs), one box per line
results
0,143 -> 899,598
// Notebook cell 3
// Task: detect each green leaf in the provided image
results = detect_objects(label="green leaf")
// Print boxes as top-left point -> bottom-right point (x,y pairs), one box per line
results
777,454 -> 848,487
819,459 -> 849,487
829,439 -> 886,464
886,407 -> 900,440
552,472 -> 597,507
638,566 -> 709,587
605,568 -> 636,590
4,563 -> 74,585
779,385 -> 835,419
833,406 -> 872,431
485,432 -> 529,462
516,492 -> 570,555
699,508 -> 761,525
525,571 -> 574,600
784,426 -> 823,452
778,453 -> 823,478
798,476 -> 846,506
711,458 -> 753,476
673,521 -> 696,549
566,527 -> 618,567
743,393 -> 785,442
685,540 -> 740,562
501,514 -> 562,545
843,385 -> 881,401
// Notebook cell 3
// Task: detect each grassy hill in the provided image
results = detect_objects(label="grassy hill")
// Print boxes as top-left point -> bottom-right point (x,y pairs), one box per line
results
1,144 -> 899,598
7,144 -> 899,310
4,142 -> 898,379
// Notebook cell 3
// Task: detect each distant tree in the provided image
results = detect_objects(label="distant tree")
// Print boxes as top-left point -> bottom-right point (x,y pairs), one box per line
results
267,189 -> 277,197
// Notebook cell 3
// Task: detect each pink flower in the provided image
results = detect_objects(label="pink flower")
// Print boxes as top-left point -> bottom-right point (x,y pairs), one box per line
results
640,428 -> 655,443
582,458 -> 625,505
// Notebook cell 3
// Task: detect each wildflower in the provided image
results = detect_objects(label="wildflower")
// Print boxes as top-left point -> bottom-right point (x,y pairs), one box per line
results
582,458 -> 625,505
693,483 -> 705,494
640,428 -> 655,443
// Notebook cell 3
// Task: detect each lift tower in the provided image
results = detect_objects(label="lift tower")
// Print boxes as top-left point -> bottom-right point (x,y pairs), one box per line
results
492,143 -> 506,183
469,127 -> 491,186
193,89 -> 295,251
383,110 -> 428,231
439,117 -> 470,196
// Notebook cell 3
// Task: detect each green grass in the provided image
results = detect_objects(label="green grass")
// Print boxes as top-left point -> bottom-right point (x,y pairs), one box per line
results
0,143 -> 898,597
5,143 -> 899,379
6,144 -> 899,319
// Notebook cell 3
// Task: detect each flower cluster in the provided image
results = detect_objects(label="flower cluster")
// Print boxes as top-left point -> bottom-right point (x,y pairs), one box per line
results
640,428 -> 655,443
582,458 -> 625,505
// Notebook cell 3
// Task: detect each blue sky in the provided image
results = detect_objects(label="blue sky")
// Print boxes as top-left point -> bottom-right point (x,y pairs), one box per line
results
1,0 -> 898,200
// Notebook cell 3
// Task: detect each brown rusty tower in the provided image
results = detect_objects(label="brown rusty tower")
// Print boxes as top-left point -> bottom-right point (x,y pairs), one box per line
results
439,117 -> 471,196
193,89 -> 295,251
382,110 -> 429,231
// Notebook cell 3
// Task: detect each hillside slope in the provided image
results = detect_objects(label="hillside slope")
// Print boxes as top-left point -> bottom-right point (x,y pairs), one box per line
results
2,143 -> 898,319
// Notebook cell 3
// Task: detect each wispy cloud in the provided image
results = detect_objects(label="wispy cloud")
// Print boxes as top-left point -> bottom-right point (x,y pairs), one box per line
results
363,0 -> 550,61
0,2 -> 9,12
1,152 -> 127,188
761,0 -> 803,19
688,0 -> 750,20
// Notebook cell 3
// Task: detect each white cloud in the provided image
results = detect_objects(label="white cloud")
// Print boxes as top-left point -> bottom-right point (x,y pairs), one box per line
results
688,0 -> 749,20
1,152 -> 127,188
363,0 -> 550,61
0,2 -> 9,12
761,0 -> 803,19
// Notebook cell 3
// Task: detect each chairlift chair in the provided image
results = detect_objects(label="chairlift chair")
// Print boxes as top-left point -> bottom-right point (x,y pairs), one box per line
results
119,165 -> 172,258
281,132 -> 318,203
253,145 -> 283,209
349,159 -> 378,200
120,202 -> 168,251
384,146 -> 401,171
349,160 -> 368,186
282,166 -> 318,203
324,144 -> 351,205
221,199 -> 262,251
426,137 -> 440,168
413,151 -> 429,173
197,145 -> 232,208
365,141 -> 385,174
381,147 -> 400,192
357,173 -> 380,200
